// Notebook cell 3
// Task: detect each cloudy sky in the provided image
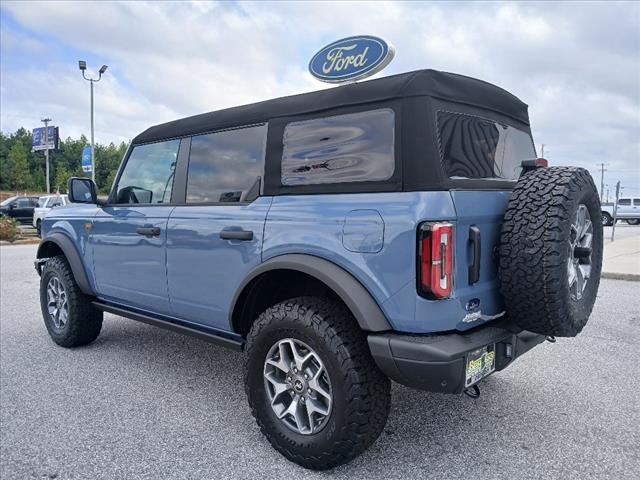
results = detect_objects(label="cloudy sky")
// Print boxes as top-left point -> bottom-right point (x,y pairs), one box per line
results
1,1 -> 638,197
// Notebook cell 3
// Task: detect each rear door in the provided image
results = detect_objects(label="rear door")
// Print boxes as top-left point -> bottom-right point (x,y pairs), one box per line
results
166,125 -> 269,331
92,139 -> 181,315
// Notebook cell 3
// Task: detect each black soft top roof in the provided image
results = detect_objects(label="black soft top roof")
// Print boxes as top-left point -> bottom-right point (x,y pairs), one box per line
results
132,69 -> 529,145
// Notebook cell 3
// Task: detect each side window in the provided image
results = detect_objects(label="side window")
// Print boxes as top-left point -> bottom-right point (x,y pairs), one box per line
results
633,199 -> 640,206
49,197 -> 63,208
115,139 -> 180,204
436,111 -> 536,181
281,109 -> 395,186
618,198 -> 631,206
16,198 -> 30,208
186,125 -> 266,203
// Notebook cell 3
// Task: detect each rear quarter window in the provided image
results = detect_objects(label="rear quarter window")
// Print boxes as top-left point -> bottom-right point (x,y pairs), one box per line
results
436,111 -> 536,181
281,109 -> 395,186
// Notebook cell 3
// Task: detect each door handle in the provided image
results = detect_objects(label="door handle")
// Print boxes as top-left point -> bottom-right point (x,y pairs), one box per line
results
220,229 -> 253,241
468,226 -> 481,285
136,227 -> 161,237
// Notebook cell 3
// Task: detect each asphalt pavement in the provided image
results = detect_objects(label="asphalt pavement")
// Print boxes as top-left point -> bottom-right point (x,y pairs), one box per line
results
1,244 -> 639,480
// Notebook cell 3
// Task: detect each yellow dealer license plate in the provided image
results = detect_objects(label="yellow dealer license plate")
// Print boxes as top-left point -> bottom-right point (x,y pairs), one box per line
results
465,345 -> 496,387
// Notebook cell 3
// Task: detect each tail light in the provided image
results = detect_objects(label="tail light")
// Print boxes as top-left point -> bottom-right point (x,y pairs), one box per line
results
418,222 -> 454,298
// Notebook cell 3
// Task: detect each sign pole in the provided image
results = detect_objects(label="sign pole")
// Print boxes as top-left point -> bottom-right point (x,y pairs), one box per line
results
41,117 -> 52,194
90,80 -> 95,182
611,181 -> 620,242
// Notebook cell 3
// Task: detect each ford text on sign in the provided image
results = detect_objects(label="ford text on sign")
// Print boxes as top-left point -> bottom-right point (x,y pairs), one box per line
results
309,35 -> 394,83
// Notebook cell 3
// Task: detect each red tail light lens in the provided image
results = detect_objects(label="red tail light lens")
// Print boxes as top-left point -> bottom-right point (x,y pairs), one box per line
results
418,222 -> 454,298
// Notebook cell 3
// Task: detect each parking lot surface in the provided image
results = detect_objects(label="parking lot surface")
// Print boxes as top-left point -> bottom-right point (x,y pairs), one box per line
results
1,244 -> 639,479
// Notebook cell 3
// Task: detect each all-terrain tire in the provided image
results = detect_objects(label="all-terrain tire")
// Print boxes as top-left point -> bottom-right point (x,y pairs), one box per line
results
499,167 -> 603,337
40,255 -> 103,347
244,296 -> 390,470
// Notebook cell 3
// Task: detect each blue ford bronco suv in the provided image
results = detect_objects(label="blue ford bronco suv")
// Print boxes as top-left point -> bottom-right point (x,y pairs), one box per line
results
35,69 -> 602,469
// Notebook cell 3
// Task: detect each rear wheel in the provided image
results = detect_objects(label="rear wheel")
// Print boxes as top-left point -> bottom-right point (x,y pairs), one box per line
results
40,256 -> 103,347
499,167 -> 603,337
244,296 -> 390,470
626,219 -> 639,225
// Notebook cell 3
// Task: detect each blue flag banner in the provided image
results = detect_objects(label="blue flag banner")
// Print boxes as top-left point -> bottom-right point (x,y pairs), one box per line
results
81,146 -> 92,174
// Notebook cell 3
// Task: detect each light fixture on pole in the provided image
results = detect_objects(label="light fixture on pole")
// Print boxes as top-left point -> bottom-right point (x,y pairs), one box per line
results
78,61 -> 108,182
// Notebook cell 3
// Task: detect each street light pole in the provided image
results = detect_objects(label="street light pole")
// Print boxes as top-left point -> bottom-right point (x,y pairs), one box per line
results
41,118 -> 52,194
78,61 -> 108,183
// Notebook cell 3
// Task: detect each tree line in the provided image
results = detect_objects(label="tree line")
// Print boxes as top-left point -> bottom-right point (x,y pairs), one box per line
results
0,127 -> 129,194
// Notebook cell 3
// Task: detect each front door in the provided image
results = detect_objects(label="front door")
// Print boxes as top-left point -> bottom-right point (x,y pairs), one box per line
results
92,139 -> 182,315
166,124 -> 268,331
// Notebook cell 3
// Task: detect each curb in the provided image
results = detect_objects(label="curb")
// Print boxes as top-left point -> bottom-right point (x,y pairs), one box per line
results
601,271 -> 640,282
0,239 -> 41,246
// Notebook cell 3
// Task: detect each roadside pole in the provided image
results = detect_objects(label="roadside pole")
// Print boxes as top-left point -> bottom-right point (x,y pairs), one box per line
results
611,181 -> 620,242
42,118 -> 51,194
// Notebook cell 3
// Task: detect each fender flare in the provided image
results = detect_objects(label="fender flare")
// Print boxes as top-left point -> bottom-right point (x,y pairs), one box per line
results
230,254 -> 391,332
37,233 -> 94,295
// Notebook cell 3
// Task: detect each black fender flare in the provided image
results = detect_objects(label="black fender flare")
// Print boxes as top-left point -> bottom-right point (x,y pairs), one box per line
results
37,233 -> 94,295
230,254 -> 392,332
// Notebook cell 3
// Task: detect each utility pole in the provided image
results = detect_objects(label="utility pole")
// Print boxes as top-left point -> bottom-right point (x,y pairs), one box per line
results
597,162 -> 608,202
41,118 -> 52,194
541,144 -> 545,158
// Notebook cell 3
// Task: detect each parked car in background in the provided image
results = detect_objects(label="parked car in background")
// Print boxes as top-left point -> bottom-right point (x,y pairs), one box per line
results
33,194 -> 69,236
601,197 -> 640,225
0,196 -> 39,224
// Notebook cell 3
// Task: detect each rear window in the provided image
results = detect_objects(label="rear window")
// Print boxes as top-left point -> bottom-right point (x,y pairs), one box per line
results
436,111 -> 536,181
281,109 -> 395,186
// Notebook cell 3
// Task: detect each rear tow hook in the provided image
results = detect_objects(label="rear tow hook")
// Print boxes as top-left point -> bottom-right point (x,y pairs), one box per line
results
546,335 -> 556,343
463,384 -> 480,399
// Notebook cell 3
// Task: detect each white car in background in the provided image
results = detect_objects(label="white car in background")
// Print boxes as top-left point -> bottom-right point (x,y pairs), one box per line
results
33,194 -> 68,236
601,197 -> 640,226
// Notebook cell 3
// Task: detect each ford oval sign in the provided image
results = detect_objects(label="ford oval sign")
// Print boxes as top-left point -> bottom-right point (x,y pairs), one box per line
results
309,35 -> 394,83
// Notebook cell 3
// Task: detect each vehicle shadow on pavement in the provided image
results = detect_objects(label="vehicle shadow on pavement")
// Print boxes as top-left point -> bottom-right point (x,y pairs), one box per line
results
88,314 -> 557,478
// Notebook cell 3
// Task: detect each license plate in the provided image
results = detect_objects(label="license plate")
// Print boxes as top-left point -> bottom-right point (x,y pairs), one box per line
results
465,344 -> 496,387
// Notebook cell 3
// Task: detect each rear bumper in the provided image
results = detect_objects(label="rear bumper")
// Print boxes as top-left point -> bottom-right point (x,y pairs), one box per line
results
368,321 -> 545,393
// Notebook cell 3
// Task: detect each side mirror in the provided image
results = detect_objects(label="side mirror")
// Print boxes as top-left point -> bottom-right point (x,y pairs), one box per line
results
68,177 -> 98,204
9,203 -> 16,210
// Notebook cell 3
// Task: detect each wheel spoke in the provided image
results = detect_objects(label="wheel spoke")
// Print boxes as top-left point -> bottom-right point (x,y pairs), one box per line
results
308,368 -> 331,401
265,372 -> 289,404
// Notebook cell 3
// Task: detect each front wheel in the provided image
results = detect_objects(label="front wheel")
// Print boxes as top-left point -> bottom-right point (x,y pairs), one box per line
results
244,297 -> 390,470
602,212 -> 613,226
36,219 -> 42,237
40,256 -> 103,347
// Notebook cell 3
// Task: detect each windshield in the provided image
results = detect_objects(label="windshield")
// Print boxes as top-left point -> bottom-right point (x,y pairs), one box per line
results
38,197 -> 49,207
0,196 -> 18,206
437,111 -> 536,181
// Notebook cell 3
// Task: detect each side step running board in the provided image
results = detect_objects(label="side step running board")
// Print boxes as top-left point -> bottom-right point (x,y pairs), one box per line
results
92,301 -> 244,351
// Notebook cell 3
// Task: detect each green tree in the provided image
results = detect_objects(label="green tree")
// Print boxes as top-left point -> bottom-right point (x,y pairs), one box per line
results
9,142 -> 29,190
54,159 -> 70,193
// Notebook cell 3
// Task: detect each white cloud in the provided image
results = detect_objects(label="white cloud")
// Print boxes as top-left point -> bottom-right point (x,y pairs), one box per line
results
1,0 -> 639,192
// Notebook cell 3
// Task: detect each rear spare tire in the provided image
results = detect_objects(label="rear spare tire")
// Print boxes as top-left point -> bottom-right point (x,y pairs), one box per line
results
499,167 -> 603,337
